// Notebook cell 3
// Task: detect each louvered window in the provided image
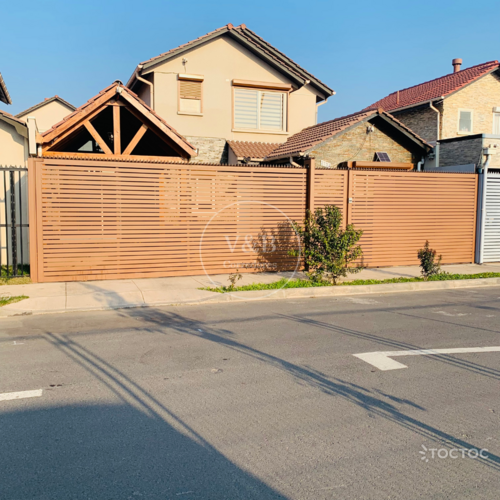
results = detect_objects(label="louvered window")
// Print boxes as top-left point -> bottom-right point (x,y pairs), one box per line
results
234,87 -> 286,132
179,77 -> 202,113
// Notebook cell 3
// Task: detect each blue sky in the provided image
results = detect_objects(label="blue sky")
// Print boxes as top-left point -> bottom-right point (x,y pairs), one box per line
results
1,0 -> 498,122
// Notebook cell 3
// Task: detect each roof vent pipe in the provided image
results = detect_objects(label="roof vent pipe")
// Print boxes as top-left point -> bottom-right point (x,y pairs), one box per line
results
452,58 -> 462,73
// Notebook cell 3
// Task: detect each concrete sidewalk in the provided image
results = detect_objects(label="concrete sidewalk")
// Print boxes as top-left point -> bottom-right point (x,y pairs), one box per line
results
1,263 -> 500,317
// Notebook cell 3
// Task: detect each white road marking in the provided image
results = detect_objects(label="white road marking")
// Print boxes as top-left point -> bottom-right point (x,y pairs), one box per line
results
0,389 -> 43,402
353,347 -> 500,371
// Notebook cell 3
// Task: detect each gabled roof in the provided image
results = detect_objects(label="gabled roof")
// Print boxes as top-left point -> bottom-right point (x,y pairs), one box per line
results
366,60 -> 500,112
227,140 -> 281,160
16,95 -> 75,118
0,108 -> 27,138
0,72 -> 12,105
126,24 -> 334,99
266,108 -> 430,160
42,81 -> 197,158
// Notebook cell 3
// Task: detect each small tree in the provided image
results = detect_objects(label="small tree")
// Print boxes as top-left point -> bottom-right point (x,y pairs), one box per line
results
291,205 -> 363,284
417,241 -> 442,279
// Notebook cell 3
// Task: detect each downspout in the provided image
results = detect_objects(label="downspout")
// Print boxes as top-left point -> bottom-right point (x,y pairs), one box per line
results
429,101 -> 442,168
315,96 -> 329,124
416,156 -> 425,172
135,64 -> 154,108
478,148 -> 494,264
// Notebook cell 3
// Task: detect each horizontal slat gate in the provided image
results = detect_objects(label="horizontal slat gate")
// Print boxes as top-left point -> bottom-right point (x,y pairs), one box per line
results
348,170 -> 477,267
484,172 -> 500,262
33,159 -> 307,282
314,169 -> 348,216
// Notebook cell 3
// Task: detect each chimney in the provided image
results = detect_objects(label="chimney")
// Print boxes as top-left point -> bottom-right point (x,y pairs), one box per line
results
452,58 -> 462,73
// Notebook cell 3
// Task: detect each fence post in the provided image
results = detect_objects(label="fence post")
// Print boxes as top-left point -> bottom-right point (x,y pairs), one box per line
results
9,170 -> 17,276
306,157 -> 315,214
28,158 -> 38,283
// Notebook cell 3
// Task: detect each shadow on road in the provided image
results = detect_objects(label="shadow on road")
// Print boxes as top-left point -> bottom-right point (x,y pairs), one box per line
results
0,402 -> 286,500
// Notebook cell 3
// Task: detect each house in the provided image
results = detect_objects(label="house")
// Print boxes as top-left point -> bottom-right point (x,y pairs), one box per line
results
266,108 -> 431,169
366,59 -> 500,170
16,95 -> 75,133
126,23 -> 334,163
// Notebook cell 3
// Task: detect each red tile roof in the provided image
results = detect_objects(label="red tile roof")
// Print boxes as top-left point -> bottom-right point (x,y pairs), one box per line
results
227,140 -> 282,160
266,108 -> 430,160
0,72 -> 12,105
366,60 -> 500,112
16,95 -> 75,118
126,24 -> 334,98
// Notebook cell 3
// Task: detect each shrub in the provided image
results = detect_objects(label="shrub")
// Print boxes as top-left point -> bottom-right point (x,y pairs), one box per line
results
291,205 -> 363,284
417,241 -> 442,279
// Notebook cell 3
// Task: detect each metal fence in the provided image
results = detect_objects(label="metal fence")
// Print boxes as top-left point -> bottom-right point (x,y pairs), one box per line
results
0,166 -> 29,277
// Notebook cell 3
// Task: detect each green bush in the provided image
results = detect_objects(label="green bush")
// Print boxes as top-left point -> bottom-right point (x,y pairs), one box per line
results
291,205 -> 363,285
417,241 -> 443,279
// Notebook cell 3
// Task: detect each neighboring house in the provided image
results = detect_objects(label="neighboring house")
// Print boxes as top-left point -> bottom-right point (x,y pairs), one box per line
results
266,108 -> 431,168
367,60 -> 500,143
0,109 -> 28,166
16,95 -> 75,133
126,23 -> 334,163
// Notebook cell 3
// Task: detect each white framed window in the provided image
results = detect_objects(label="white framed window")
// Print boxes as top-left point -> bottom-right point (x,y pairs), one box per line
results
233,87 -> 287,132
493,112 -> 500,135
458,109 -> 473,134
178,74 -> 203,115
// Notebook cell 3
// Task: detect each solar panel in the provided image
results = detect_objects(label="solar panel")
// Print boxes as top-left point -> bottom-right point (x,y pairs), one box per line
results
375,152 -> 391,162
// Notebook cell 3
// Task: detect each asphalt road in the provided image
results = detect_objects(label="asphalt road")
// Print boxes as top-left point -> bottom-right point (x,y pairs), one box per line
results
1,287 -> 500,500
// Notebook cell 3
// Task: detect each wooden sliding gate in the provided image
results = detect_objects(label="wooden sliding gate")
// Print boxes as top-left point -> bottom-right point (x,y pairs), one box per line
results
28,158 -> 478,283
28,158 -> 309,282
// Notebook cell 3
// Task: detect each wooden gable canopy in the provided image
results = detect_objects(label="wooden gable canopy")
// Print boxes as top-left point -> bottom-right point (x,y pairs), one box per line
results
40,81 -> 197,161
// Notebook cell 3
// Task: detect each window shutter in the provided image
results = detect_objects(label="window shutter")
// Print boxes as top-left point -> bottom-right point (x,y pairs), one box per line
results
234,87 -> 286,131
179,79 -> 202,113
260,92 -> 284,130
234,88 -> 259,129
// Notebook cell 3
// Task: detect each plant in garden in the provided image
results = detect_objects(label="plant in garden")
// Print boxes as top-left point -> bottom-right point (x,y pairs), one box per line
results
417,241 -> 443,279
227,269 -> 243,291
291,205 -> 363,285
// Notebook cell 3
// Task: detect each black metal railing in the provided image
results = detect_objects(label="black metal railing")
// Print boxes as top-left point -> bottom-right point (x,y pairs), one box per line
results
1,167 -> 29,278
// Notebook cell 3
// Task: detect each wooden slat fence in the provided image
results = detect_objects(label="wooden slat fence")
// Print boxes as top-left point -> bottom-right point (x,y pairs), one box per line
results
29,158 -> 307,282
28,158 -> 479,283
348,170 -> 478,267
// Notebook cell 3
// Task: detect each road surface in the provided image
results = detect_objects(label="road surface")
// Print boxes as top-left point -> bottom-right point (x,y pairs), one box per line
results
1,287 -> 500,499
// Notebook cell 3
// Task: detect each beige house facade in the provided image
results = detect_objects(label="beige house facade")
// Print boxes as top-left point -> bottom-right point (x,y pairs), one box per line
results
16,96 -> 75,133
127,24 -> 334,163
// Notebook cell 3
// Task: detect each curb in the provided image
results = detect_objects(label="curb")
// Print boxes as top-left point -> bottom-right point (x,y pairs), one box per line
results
1,277 -> 500,318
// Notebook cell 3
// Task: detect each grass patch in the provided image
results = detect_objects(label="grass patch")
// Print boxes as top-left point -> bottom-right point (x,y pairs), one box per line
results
201,272 -> 500,293
0,295 -> 28,307
0,276 -> 32,286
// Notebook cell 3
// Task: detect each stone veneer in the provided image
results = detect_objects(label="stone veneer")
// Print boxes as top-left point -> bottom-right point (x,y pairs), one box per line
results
308,121 -> 413,167
186,136 -> 228,164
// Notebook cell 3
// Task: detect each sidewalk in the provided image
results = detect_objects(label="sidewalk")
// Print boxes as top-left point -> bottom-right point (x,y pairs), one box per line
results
1,263 -> 500,317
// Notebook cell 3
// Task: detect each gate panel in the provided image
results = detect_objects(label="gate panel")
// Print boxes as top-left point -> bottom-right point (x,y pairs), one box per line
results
483,172 -> 500,262
33,159 -> 307,282
349,170 -> 477,267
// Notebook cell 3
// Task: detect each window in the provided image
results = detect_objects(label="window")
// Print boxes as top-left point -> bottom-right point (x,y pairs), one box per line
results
234,87 -> 287,132
178,75 -> 203,114
494,112 -> 500,135
458,109 -> 473,134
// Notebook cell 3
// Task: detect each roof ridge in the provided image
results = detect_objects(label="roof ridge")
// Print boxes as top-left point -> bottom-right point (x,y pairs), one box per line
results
381,60 -> 499,98
16,95 -> 75,118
